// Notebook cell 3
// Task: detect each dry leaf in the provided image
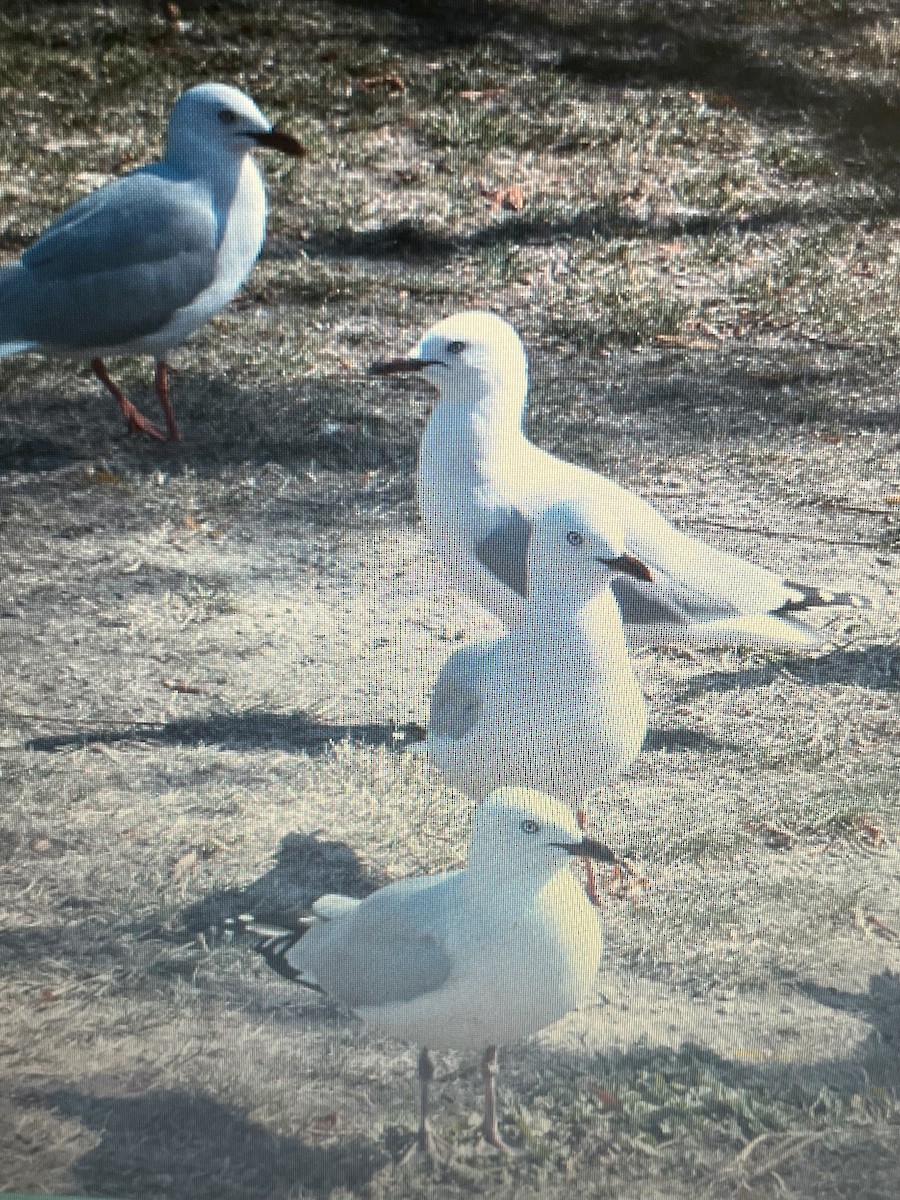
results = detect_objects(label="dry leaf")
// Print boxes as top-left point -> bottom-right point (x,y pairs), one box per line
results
853,818 -> 885,848
359,74 -> 405,93
459,87 -> 508,101
602,863 -> 649,900
864,915 -> 899,942
84,466 -> 124,486
182,514 -> 201,531
884,495 -> 900,505
172,850 -> 199,881
309,1112 -> 340,1133
589,1086 -> 624,1111
39,988 -> 58,1005
161,678 -> 207,695
31,837 -> 51,853
481,185 -> 526,212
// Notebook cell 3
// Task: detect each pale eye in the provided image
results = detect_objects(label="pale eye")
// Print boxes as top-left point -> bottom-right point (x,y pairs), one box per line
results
520,818 -> 541,834
566,530 -> 584,547
218,109 -> 238,125
446,339 -> 466,355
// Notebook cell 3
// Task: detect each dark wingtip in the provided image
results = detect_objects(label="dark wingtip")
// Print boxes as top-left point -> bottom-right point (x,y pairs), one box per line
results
777,582 -> 872,614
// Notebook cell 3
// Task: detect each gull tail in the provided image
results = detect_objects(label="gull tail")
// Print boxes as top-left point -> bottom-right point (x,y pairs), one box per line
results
225,913 -> 317,987
777,581 -> 873,615
0,340 -> 40,357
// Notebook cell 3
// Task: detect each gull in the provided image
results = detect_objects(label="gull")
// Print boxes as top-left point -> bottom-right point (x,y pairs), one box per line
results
371,311 -> 870,649
252,788 -> 617,1156
425,497 -> 650,808
0,83 -> 304,442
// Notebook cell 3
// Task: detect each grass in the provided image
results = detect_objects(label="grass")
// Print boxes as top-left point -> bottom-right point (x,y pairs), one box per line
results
0,1 -> 899,1198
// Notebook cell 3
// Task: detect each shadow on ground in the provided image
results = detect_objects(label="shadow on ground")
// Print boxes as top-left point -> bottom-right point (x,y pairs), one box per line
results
680,644 -> 900,700
40,1087 -> 387,1200
25,711 -> 423,756
181,830 -> 388,935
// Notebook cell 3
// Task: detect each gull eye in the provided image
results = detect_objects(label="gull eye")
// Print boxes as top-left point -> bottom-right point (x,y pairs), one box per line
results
218,109 -> 238,125
446,339 -> 466,355
520,818 -> 541,834
566,530 -> 584,547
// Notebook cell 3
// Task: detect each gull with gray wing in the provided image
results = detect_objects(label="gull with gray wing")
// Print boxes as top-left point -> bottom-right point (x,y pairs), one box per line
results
252,789 -> 618,1156
425,497 -> 650,808
371,311 -> 871,649
0,83 -> 304,441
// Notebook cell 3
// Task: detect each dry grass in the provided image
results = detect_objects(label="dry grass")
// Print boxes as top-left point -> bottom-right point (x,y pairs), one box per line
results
1,2 -> 900,1198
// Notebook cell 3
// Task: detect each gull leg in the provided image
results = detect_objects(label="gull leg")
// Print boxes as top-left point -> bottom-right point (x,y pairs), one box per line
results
400,1047 -> 445,1161
480,1045 -> 519,1154
576,807 -> 602,907
91,358 -> 166,441
154,360 -> 182,441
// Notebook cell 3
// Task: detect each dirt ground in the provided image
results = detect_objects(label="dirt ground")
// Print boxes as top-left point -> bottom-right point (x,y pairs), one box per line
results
1,3 -> 900,1198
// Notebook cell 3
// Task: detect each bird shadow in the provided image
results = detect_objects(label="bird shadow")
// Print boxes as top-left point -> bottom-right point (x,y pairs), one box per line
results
181,830 -> 388,938
679,643 -> 900,700
34,1087 -> 387,1200
24,710 -> 422,756
642,726 -> 744,755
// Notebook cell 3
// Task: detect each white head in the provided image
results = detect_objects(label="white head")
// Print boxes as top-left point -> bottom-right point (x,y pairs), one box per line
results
467,787 -> 617,884
166,83 -> 305,166
527,498 -> 653,605
370,311 -> 528,411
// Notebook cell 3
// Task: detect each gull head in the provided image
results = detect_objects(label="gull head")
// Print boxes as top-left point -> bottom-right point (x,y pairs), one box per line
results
370,311 -> 528,407
168,83 -> 305,163
468,787 -> 618,882
529,498 -> 653,603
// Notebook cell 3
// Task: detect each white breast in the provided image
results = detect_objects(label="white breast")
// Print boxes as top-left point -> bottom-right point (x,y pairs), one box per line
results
139,156 -> 267,357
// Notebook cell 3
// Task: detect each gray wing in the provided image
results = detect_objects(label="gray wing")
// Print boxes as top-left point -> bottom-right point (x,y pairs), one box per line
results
1,167 -> 218,350
610,573 -> 741,627
428,644 -> 485,740
474,508 -> 532,599
293,879 -> 454,1009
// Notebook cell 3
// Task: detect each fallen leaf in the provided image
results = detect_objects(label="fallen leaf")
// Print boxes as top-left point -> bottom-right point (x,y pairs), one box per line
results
182,514 -> 201,531
39,988 -> 58,1005
853,818 -> 885,848
83,466 -> 124,486
31,837 -> 51,853
747,821 -> 794,850
459,87 -> 508,101
359,74 -> 405,93
602,863 -> 649,899
162,678 -> 207,695
864,915 -> 899,942
309,1112 -> 340,1133
172,850 -> 200,881
589,1086 -> 624,1111
480,184 -> 526,212
885,495 -> 900,505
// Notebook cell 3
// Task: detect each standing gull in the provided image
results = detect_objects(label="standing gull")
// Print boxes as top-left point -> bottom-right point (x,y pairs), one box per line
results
425,498 -> 650,807
0,83 -> 304,442
253,788 -> 617,1156
371,311 -> 869,649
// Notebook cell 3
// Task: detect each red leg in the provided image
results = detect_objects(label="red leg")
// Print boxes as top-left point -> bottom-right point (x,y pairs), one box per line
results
91,358 -> 167,441
577,807 -> 602,908
154,360 -> 181,442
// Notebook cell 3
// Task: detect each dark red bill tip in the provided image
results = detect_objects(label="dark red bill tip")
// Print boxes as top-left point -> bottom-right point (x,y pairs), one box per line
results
601,553 -> 653,583
369,357 -> 430,376
252,128 -> 306,156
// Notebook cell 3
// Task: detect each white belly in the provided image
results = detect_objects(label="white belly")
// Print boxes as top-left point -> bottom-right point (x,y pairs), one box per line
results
360,873 -> 602,1051
136,158 -> 266,357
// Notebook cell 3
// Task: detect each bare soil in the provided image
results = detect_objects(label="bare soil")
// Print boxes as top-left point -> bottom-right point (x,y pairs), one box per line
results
1,3 -> 900,1198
